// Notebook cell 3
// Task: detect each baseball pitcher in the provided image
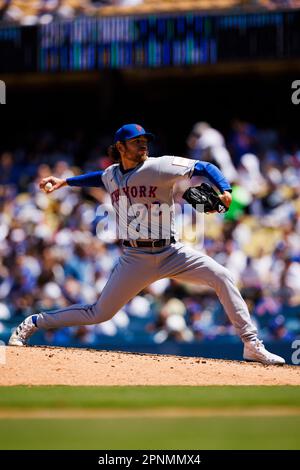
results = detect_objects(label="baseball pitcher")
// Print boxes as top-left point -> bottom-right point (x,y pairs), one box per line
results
9,124 -> 285,365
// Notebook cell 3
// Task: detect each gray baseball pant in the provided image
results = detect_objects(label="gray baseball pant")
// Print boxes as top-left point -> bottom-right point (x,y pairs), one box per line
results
36,242 -> 257,342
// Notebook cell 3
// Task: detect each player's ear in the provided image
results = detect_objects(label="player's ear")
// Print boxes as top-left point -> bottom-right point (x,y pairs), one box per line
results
116,141 -> 124,153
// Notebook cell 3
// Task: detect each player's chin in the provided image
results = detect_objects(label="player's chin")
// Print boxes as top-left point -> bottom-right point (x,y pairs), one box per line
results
138,151 -> 148,158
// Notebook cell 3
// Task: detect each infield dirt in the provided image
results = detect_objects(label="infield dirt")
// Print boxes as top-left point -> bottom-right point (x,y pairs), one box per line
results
1,346 -> 299,386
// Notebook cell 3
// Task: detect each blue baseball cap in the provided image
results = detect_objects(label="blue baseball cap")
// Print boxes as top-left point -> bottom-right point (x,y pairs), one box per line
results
114,124 -> 154,144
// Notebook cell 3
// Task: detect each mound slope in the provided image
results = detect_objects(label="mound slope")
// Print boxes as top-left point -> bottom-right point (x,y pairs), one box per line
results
1,346 -> 299,386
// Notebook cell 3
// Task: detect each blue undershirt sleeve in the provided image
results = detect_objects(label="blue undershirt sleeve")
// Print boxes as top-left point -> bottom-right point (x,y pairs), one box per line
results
192,161 -> 232,193
66,171 -> 104,188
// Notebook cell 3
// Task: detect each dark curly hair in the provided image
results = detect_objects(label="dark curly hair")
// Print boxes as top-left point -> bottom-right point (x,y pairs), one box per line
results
107,144 -> 122,162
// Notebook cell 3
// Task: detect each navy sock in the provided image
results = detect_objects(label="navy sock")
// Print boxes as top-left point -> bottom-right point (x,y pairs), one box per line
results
31,315 -> 38,327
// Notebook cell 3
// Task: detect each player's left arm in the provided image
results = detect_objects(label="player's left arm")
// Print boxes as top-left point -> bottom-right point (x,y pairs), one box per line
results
192,161 -> 232,208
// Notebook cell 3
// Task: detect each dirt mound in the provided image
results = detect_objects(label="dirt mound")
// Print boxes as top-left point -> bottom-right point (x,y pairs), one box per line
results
1,346 -> 299,386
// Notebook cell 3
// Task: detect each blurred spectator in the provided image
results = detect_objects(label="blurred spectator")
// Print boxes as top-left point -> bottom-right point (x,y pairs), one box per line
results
0,152 -> 21,186
186,122 -> 238,183
0,1 -> 11,20
228,119 -> 257,166
147,297 -> 194,343
237,153 -> 267,196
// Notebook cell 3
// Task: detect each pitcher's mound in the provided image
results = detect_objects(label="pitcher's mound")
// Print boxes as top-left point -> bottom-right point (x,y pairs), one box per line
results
1,346 -> 299,386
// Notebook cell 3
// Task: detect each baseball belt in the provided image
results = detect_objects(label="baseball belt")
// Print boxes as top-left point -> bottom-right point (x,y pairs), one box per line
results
123,237 -> 176,248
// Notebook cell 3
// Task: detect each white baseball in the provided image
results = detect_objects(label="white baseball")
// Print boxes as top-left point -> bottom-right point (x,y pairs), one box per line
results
45,182 -> 53,192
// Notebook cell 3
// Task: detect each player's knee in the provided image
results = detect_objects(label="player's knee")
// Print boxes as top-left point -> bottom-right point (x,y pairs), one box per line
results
79,302 -> 105,325
91,302 -> 115,324
91,306 -> 104,323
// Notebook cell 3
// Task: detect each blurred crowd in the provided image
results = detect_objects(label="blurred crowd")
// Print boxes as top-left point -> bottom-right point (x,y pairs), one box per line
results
0,119 -> 300,347
0,1 -> 144,26
1,1 -> 300,26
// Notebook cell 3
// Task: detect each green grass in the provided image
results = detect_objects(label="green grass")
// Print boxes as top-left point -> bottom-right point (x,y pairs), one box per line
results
0,417 -> 299,449
0,386 -> 299,449
0,386 -> 299,409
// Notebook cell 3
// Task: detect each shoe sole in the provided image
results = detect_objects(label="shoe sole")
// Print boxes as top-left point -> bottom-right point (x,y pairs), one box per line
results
8,337 -> 27,346
243,358 -> 285,366
8,342 -> 26,346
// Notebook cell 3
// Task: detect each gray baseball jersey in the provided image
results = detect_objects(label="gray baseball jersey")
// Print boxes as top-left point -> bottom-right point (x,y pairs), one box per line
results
101,156 -> 196,240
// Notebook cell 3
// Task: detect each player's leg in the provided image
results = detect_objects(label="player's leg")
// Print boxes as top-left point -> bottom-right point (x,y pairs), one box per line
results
8,249 -> 158,345
162,243 -> 284,365
164,243 -> 257,342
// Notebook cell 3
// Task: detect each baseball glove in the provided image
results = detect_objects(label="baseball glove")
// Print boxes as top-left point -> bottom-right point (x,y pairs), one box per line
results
182,183 -> 229,214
